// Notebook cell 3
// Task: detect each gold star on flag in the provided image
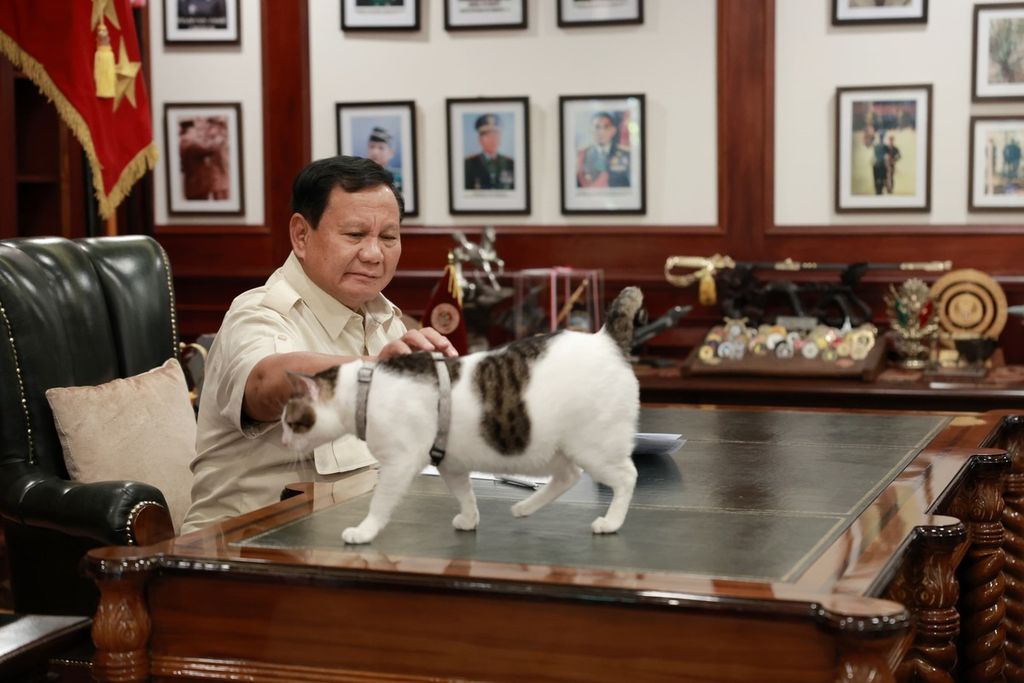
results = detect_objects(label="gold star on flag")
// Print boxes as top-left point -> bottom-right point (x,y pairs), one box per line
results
90,0 -> 121,31
112,38 -> 140,111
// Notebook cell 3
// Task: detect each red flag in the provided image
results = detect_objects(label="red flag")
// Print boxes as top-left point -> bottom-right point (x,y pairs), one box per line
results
421,262 -> 468,355
0,0 -> 158,219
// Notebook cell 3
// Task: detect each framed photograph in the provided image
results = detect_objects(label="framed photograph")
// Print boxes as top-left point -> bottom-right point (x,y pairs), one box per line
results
559,94 -> 645,215
163,0 -> 240,45
557,0 -> 642,27
164,103 -> 244,217
969,116 -> 1024,212
831,0 -> 927,26
834,84 -> 931,213
341,0 -> 420,31
972,3 -> 1024,102
446,97 -> 530,215
336,101 -> 419,217
445,0 -> 526,30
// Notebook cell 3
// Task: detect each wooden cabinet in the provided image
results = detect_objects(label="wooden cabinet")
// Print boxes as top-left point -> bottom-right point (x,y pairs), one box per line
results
0,58 -> 86,240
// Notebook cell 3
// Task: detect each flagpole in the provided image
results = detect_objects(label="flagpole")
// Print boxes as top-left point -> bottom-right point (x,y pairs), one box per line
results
105,214 -> 117,236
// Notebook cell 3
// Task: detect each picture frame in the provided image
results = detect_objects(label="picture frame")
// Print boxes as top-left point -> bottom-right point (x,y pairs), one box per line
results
969,116 -> 1024,212
559,94 -> 646,215
446,97 -> 530,215
341,0 -> 420,32
336,101 -> 419,217
557,0 -> 642,27
831,0 -> 927,26
164,102 -> 245,217
445,0 -> 526,31
972,3 -> 1024,102
834,84 -> 931,213
163,0 -> 240,45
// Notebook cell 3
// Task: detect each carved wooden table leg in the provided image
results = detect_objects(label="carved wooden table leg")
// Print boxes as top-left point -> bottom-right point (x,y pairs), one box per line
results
997,417 -> 1024,682
835,632 -> 904,683
84,551 -> 155,683
945,452 -> 1011,683
885,518 -> 967,683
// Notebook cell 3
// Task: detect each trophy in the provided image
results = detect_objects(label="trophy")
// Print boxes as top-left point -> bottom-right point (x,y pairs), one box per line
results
884,278 -> 938,369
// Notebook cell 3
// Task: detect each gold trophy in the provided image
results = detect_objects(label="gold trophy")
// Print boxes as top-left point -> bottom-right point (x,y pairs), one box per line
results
884,279 -> 938,369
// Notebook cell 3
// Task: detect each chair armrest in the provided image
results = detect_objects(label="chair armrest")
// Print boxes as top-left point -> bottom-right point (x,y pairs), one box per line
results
0,463 -> 174,546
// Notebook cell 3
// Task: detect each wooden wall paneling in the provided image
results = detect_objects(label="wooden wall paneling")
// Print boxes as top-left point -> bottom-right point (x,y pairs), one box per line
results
0,59 -> 15,238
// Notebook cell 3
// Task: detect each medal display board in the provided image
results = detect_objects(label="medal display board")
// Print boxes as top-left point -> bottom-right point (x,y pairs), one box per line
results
685,319 -> 887,380
929,268 -> 1007,345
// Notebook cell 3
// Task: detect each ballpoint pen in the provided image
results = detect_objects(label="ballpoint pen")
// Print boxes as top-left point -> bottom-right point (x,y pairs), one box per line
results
497,476 -> 540,490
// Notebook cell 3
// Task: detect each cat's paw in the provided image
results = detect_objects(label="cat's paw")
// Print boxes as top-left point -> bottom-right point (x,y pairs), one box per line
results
452,511 -> 479,531
511,500 -> 534,518
341,526 -> 377,544
591,516 -> 622,534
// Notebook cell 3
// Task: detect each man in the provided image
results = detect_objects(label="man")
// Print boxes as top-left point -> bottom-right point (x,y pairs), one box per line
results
365,126 -> 402,195
871,132 -> 888,195
181,156 -> 456,533
577,111 -> 630,188
1004,137 -> 1021,183
883,134 -> 901,194
464,114 -> 514,190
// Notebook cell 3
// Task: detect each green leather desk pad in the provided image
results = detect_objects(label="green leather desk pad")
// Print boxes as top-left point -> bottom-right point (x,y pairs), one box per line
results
239,409 -> 949,582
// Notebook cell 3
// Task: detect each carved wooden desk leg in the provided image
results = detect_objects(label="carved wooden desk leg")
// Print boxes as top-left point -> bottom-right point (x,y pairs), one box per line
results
946,452 -> 1011,683
84,553 -> 154,683
885,520 -> 967,683
835,632 -> 903,683
999,419 -> 1024,682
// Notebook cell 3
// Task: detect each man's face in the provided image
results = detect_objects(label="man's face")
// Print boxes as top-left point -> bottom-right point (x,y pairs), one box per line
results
592,116 -> 616,146
366,140 -> 394,167
479,129 -> 501,156
291,184 -> 401,310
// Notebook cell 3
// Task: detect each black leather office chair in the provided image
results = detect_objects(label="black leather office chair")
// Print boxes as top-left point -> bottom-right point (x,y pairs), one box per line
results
0,236 -> 178,616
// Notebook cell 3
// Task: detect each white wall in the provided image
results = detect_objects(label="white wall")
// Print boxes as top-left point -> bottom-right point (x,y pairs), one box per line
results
309,0 -> 718,226
776,0 -> 1023,226
149,0 -> 265,225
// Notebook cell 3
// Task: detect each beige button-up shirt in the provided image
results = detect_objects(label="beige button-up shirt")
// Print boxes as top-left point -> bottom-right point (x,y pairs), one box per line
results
181,253 -> 406,533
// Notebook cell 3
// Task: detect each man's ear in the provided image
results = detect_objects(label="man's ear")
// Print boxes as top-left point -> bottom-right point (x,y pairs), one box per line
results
289,213 -> 310,259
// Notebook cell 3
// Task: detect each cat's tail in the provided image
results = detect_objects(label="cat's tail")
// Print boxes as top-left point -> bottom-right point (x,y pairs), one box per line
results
600,286 -> 644,354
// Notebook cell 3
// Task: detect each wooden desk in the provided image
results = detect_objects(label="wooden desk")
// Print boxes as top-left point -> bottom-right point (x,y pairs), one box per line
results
85,407 -> 1024,683
638,362 -> 1024,412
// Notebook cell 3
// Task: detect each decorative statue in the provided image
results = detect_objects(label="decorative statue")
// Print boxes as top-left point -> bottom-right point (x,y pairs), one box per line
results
884,278 -> 938,369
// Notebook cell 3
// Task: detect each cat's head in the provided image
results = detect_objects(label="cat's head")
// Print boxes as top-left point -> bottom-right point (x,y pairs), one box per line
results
280,367 -> 345,453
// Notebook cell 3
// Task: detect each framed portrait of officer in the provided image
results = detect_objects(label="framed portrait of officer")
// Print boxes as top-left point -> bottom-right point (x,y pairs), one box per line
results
337,100 -> 419,217
972,3 -> 1024,102
559,94 -> 646,215
341,0 -> 420,31
163,0 -> 240,45
969,116 -> 1024,211
164,102 -> 245,217
446,97 -> 531,215
835,84 -> 932,213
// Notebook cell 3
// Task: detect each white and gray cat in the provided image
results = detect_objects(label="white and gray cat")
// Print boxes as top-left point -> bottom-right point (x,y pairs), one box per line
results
282,286 -> 643,544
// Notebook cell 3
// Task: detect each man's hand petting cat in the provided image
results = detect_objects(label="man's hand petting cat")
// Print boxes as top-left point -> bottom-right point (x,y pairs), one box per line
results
377,327 -> 458,360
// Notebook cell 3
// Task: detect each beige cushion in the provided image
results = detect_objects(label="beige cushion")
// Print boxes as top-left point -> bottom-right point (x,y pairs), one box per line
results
45,358 -> 196,534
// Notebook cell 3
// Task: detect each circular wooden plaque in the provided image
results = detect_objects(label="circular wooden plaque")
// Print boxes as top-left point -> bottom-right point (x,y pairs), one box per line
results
929,269 -> 1007,342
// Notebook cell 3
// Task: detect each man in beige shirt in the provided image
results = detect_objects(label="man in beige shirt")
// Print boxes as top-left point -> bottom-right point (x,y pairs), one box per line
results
182,156 -> 455,533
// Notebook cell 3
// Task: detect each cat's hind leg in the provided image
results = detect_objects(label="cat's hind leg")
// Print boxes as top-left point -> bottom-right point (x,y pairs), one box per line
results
438,467 -> 479,531
342,459 -> 421,544
584,457 -> 637,534
510,455 -> 580,518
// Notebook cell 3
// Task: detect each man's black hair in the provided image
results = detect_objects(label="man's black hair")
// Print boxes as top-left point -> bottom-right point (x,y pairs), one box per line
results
290,155 -> 404,228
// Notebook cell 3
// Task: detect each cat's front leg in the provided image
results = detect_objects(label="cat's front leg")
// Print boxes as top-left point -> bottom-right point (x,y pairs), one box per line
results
438,467 -> 479,531
341,460 -> 421,544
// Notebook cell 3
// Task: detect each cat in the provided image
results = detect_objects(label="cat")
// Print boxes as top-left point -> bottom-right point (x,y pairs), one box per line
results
281,286 -> 643,544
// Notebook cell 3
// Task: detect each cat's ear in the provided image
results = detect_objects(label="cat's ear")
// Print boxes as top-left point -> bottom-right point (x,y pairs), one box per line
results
286,371 -> 319,401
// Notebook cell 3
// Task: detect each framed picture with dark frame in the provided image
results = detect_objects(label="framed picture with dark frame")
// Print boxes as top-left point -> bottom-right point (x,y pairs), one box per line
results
972,3 -> 1024,102
835,84 -> 931,213
557,0 -> 642,27
163,0 -> 240,45
831,0 -> 928,26
337,101 -> 419,217
446,97 -> 530,215
445,0 -> 526,31
164,102 -> 245,217
969,116 -> 1024,212
341,0 -> 420,32
559,94 -> 645,215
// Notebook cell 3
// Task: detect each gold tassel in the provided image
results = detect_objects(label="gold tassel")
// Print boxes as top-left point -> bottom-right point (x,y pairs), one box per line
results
698,271 -> 717,306
94,24 -> 115,98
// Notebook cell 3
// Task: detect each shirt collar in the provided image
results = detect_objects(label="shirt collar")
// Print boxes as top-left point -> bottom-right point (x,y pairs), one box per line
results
281,252 -> 400,340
